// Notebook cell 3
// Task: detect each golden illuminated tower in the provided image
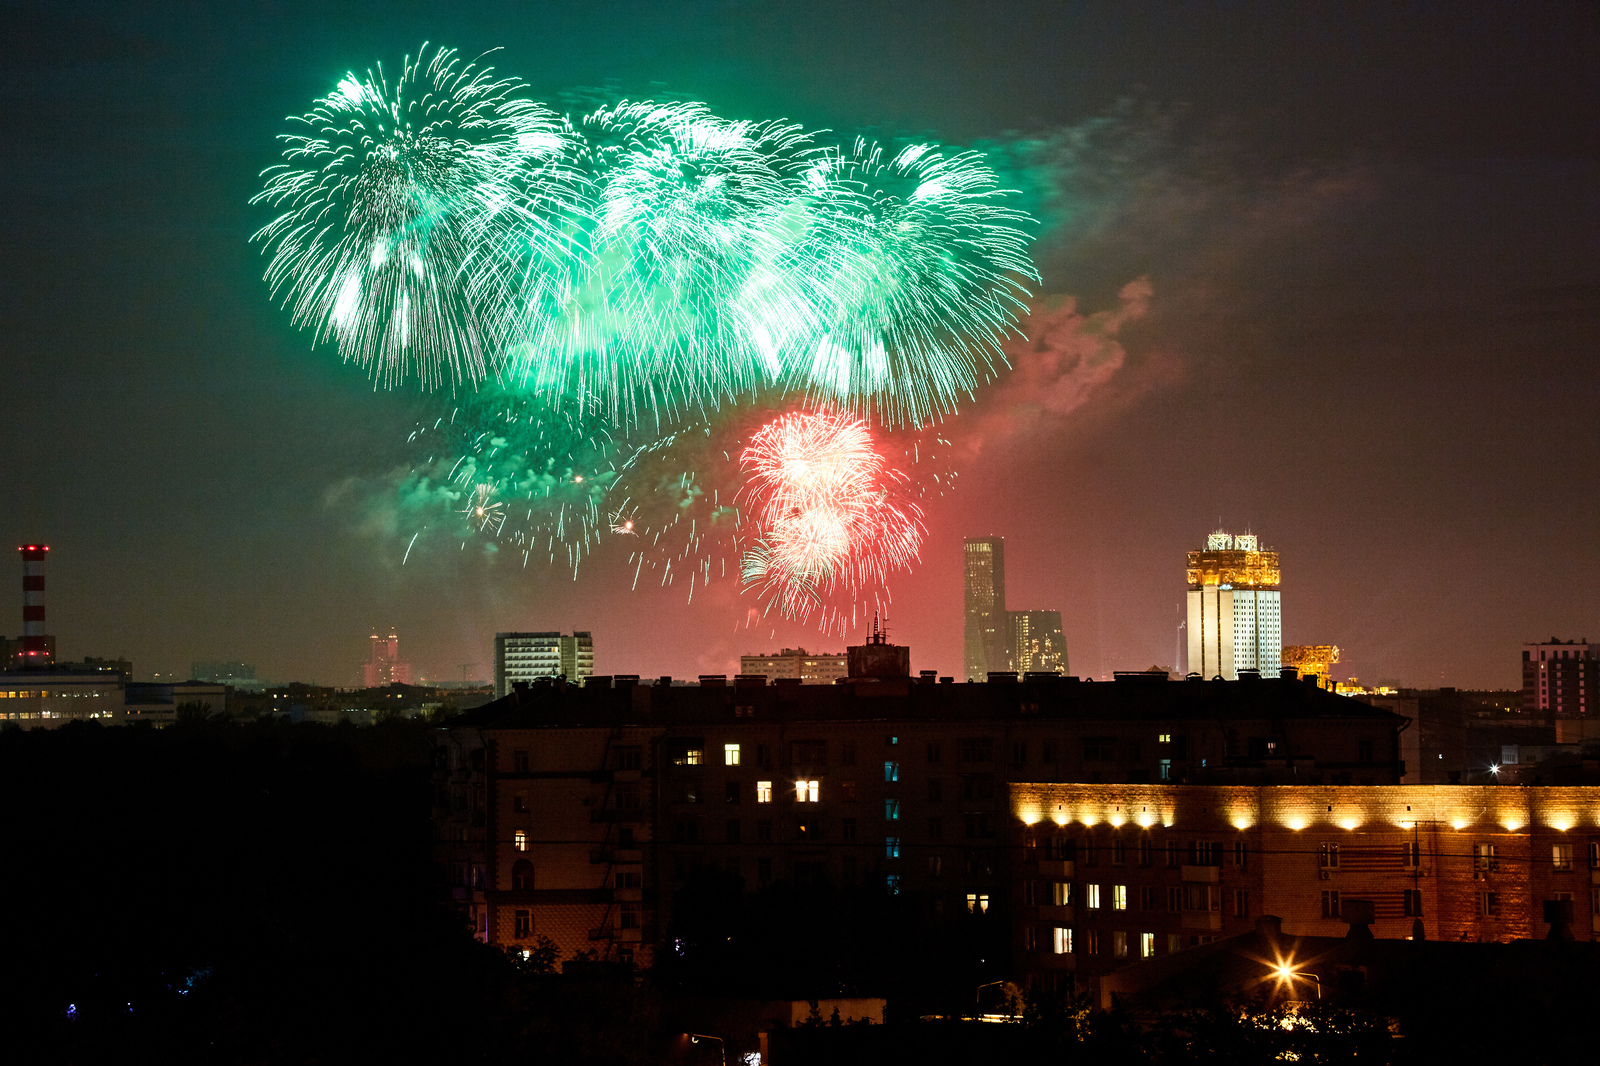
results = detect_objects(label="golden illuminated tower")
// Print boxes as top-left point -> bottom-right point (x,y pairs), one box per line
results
1185,531 -> 1281,680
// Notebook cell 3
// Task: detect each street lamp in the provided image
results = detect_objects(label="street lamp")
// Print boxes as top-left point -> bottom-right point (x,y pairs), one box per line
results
1271,962 -> 1321,1000
687,1033 -> 726,1066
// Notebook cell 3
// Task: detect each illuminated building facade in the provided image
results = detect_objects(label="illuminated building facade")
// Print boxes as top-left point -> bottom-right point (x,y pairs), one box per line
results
1282,645 -> 1339,690
1523,639 -> 1596,717
494,631 -> 594,696
1186,531 -> 1281,680
362,629 -> 414,688
433,666 -> 1403,969
1008,781 -> 1600,995
1010,611 -> 1068,675
739,648 -> 847,684
963,536 -> 1008,680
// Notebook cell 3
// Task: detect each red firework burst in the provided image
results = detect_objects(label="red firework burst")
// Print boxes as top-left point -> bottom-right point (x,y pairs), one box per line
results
738,410 -> 924,620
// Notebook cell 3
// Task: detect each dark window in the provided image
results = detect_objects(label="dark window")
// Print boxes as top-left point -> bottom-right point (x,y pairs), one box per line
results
790,740 -> 827,767
960,773 -> 996,800
841,855 -> 857,881
842,817 -> 857,841
618,902 -> 641,929
1125,741 -> 1141,763
615,871 -> 641,889
1234,841 -> 1248,869
1321,890 -> 1340,918
1110,836 -> 1127,865
757,820 -> 772,843
726,819 -> 741,843
1403,889 -> 1423,917
1011,740 -> 1027,766
673,818 -> 699,843
1082,737 -> 1117,762
514,910 -> 531,938
1234,889 -> 1249,918
840,780 -> 858,801
927,742 -> 942,764
958,738 -> 994,763
1318,843 -> 1340,869
758,858 -> 772,883
965,813 -> 996,839
1358,739 -> 1375,762
1042,740 -> 1058,764
1139,839 -> 1153,867
512,860 -> 534,891
1140,886 -> 1157,911
927,778 -> 943,802
513,792 -> 528,813
928,816 -> 943,840
840,742 -> 857,766
512,749 -> 530,772
725,781 -> 741,804
613,746 -> 641,770
756,744 -> 772,768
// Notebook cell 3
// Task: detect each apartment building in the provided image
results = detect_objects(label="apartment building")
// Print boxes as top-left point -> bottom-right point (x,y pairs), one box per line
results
430,663 -> 1405,972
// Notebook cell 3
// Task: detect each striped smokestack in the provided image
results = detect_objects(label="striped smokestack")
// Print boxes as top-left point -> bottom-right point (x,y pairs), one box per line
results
19,545 -> 53,664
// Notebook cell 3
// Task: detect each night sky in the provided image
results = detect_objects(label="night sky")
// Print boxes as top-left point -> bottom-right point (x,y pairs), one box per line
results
3,1 -> 1596,688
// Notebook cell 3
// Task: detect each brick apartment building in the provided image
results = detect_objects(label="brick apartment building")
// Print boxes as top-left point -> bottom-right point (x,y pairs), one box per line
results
430,655 -> 1405,974
1007,782 -> 1600,995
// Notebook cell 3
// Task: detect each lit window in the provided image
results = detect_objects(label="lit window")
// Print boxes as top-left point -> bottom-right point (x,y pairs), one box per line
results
756,781 -> 773,803
1113,931 -> 1128,958
1112,885 -> 1127,910
1053,926 -> 1073,954
884,760 -> 900,783
1140,932 -> 1155,958
1158,734 -> 1172,744
514,829 -> 528,852
1052,881 -> 1071,906
1554,844 -> 1573,872
796,779 -> 820,803
885,836 -> 901,858
886,873 -> 901,894
1086,884 -> 1102,909
966,893 -> 989,914
724,743 -> 741,766
885,798 -> 901,820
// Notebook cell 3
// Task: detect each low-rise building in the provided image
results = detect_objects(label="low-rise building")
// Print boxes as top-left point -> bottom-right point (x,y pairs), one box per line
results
1007,781 -> 1600,997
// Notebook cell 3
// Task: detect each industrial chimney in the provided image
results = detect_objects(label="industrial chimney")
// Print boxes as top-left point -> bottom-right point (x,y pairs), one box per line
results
16,545 -> 55,667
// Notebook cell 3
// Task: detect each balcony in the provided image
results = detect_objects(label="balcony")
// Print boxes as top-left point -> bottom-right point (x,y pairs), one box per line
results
1180,864 -> 1220,883
1037,905 -> 1074,922
1182,910 -> 1223,931
1037,859 -> 1075,878
1038,952 -> 1077,970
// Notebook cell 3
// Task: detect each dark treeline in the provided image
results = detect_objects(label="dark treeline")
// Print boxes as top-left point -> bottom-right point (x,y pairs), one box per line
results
0,717 -> 653,1064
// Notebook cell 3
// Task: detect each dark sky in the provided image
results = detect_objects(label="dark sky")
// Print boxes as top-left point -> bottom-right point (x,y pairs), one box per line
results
2,1 -> 1597,688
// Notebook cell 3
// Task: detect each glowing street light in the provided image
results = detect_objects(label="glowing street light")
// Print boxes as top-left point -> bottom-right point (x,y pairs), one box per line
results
1270,959 -> 1322,1000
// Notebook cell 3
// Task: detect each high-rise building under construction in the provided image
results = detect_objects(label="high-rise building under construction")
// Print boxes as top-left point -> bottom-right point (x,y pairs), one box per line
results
1185,531 -> 1281,680
963,536 -> 1008,679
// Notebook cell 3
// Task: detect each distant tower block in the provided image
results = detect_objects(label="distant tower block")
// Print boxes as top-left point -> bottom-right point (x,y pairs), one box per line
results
1283,645 -> 1340,689
1185,530 -> 1281,681
16,545 -> 55,666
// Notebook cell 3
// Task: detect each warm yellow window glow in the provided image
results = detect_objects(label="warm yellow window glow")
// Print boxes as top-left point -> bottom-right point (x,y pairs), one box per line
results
514,829 -> 528,852
1112,885 -> 1127,910
796,779 -> 819,802
756,781 -> 772,803
724,743 -> 741,766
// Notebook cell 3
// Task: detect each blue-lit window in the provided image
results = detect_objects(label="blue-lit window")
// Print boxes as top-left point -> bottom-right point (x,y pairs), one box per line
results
886,873 -> 901,894
884,761 -> 900,783
885,798 -> 901,821
886,836 -> 901,858
1159,759 -> 1172,781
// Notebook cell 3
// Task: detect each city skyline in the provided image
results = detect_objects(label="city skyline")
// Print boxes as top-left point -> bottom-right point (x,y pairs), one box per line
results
3,3 -> 1597,692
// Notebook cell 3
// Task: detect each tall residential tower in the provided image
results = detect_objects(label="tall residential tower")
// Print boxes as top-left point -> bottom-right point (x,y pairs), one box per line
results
963,536 -> 1008,679
1185,531 -> 1281,680
494,631 -> 594,696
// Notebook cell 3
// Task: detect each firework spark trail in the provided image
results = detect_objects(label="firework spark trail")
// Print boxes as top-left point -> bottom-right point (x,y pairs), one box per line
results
252,45 -> 577,391
255,48 -> 1038,428
738,411 -> 923,621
